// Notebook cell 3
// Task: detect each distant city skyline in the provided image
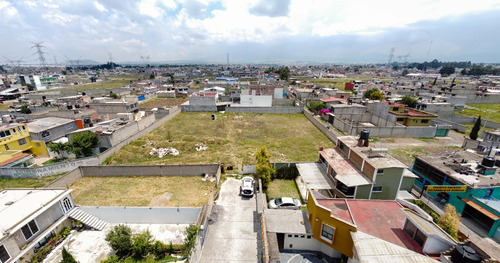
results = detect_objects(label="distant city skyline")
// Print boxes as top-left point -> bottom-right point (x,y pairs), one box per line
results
1,0 -> 500,65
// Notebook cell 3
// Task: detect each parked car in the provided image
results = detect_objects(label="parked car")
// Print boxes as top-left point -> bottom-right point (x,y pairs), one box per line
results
240,176 -> 255,197
269,197 -> 301,209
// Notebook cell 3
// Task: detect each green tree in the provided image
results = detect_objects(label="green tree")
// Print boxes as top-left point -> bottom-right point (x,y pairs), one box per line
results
109,92 -> 119,99
460,68 -> 467,75
105,225 -> 133,257
439,66 -> 455,76
309,101 -> 328,112
48,142 -> 66,157
255,146 -> 275,189
364,88 -> 385,100
149,73 -> 155,79
469,116 -> 481,140
60,248 -> 78,263
20,104 -> 32,114
183,224 -> 200,258
400,96 -> 418,108
438,204 -> 461,240
279,67 -> 290,81
401,69 -> 409,76
70,131 -> 99,157
26,83 -> 35,91
131,230 -> 154,259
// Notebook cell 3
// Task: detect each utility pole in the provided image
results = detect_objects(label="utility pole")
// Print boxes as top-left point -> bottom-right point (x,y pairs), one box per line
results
31,41 -> 48,68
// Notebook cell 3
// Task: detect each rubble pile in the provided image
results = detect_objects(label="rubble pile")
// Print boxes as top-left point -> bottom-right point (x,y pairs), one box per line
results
149,147 -> 179,158
195,143 -> 208,151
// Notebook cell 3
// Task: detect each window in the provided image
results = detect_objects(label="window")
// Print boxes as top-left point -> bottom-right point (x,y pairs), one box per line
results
21,220 -> 39,240
18,138 -> 27,146
487,134 -> 493,140
41,131 -> 51,138
377,169 -> 384,174
287,234 -> 292,238
307,235 -> 311,239
294,235 -> 298,238
17,127 -> 22,132
22,126 -> 26,130
485,189 -> 493,198
392,107 -> 399,111
12,128 -> 16,133
321,224 -> 335,242
372,186 -> 383,192
421,120 -> 429,124
4,145 -> 9,151
0,245 -> 11,263
61,197 -> 74,213
396,118 -> 404,122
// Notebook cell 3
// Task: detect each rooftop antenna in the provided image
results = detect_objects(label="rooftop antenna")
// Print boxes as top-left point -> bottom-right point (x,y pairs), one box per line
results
31,41 -> 48,68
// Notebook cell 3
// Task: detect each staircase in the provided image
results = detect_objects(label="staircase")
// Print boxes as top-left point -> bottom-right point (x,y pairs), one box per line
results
67,208 -> 108,231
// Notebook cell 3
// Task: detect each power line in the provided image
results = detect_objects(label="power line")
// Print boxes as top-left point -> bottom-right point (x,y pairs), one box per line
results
31,41 -> 48,68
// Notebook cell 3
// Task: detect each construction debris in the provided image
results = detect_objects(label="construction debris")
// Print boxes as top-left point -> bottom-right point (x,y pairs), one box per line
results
149,147 -> 179,158
195,143 -> 208,151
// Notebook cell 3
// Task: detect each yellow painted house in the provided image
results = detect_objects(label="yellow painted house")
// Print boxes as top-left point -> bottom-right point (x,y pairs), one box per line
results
381,101 -> 438,127
0,123 -> 48,167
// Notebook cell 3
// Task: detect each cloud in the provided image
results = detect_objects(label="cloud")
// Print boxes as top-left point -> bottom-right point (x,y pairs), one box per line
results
250,0 -> 291,17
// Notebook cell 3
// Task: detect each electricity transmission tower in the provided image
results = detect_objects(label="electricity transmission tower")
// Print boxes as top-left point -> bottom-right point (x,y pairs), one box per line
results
387,47 -> 395,68
31,41 -> 48,68
108,52 -> 114,70
140,55 -> 151,66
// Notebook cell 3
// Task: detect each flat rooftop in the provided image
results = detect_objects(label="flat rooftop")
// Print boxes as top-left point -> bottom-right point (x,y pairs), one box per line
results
296,163 -> 336,190
320,148 -> 372,187
0,189 -> 68,240
265,209 -> 311,234
416,151 -> 500,188
27,117 -> 75,133
403,209 -> 456,244
317,198 -> 422,253
338,136 -> 408,170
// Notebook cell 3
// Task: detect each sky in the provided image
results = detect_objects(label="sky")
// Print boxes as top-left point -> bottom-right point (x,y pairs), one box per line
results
1,0 -> 500,65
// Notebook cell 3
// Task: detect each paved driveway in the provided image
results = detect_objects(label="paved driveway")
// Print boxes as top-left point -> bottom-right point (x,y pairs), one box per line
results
200,177 -> 259,262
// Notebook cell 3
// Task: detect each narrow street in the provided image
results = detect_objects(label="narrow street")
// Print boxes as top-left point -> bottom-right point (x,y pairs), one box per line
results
200,178 -> 259,262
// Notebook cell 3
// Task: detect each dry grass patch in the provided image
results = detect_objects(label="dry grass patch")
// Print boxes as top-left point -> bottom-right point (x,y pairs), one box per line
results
139,98 -> 187,108
70,176 -> 216,207
105,112 -> 334,166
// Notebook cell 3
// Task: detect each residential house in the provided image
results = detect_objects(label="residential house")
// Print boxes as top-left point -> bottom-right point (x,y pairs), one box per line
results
479,130 -> 500,153
265,190 -> 456,262
0,123 -> 48,167
412,151 -> 500,238
0,189 -> 76,263
27,117 -> 78,143
375,101 -> 438,127
90,101 -> 139,120
307,135 -> 417,200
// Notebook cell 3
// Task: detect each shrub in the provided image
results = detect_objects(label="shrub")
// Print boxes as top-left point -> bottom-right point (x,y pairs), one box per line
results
152,241 -> 167,260
131,230 -> 154,259
105,225 -> 133,257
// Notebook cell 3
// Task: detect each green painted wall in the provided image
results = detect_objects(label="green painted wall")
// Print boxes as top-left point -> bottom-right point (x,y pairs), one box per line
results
355,185 -> 371,199
400,177 -> 415,192
370,168 -> 404,200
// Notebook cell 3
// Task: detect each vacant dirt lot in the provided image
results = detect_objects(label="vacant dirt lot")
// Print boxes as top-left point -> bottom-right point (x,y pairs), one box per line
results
104,112 -> 334,166
70,176 -> 217,207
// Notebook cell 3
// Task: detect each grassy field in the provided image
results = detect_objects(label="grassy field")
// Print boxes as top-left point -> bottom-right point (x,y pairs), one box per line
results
0,101 -> 13,111
65,75 -> 144,90
461,123 -> 495,136
104,112 -> 334,166
456,104 -> 500,123
388,147 -> 429,167
265,179 -> 301,202
0,174 -> 64,189
69,176 -> 216,207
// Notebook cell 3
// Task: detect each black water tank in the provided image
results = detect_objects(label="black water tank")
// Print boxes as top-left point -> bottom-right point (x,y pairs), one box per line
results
360,129 -> 370,140
481,156 -> 495,168
450,245 -> 481,263
66,105 -> 72,110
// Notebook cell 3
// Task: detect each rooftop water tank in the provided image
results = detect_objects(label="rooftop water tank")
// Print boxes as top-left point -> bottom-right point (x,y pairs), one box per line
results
360,129 -> 370,141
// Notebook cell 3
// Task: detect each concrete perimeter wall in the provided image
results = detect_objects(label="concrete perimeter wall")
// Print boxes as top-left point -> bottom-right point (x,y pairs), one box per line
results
226,106 -> 302,114
448,114 -> 500,130
0,107 -> 181,179
44,167 -> 83,188
81,206 -> 200,224
80,164 -> 219,177
304,108 -> 339,144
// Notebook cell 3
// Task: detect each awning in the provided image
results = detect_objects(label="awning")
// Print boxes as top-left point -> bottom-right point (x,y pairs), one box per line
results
462,198 -> 500,221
